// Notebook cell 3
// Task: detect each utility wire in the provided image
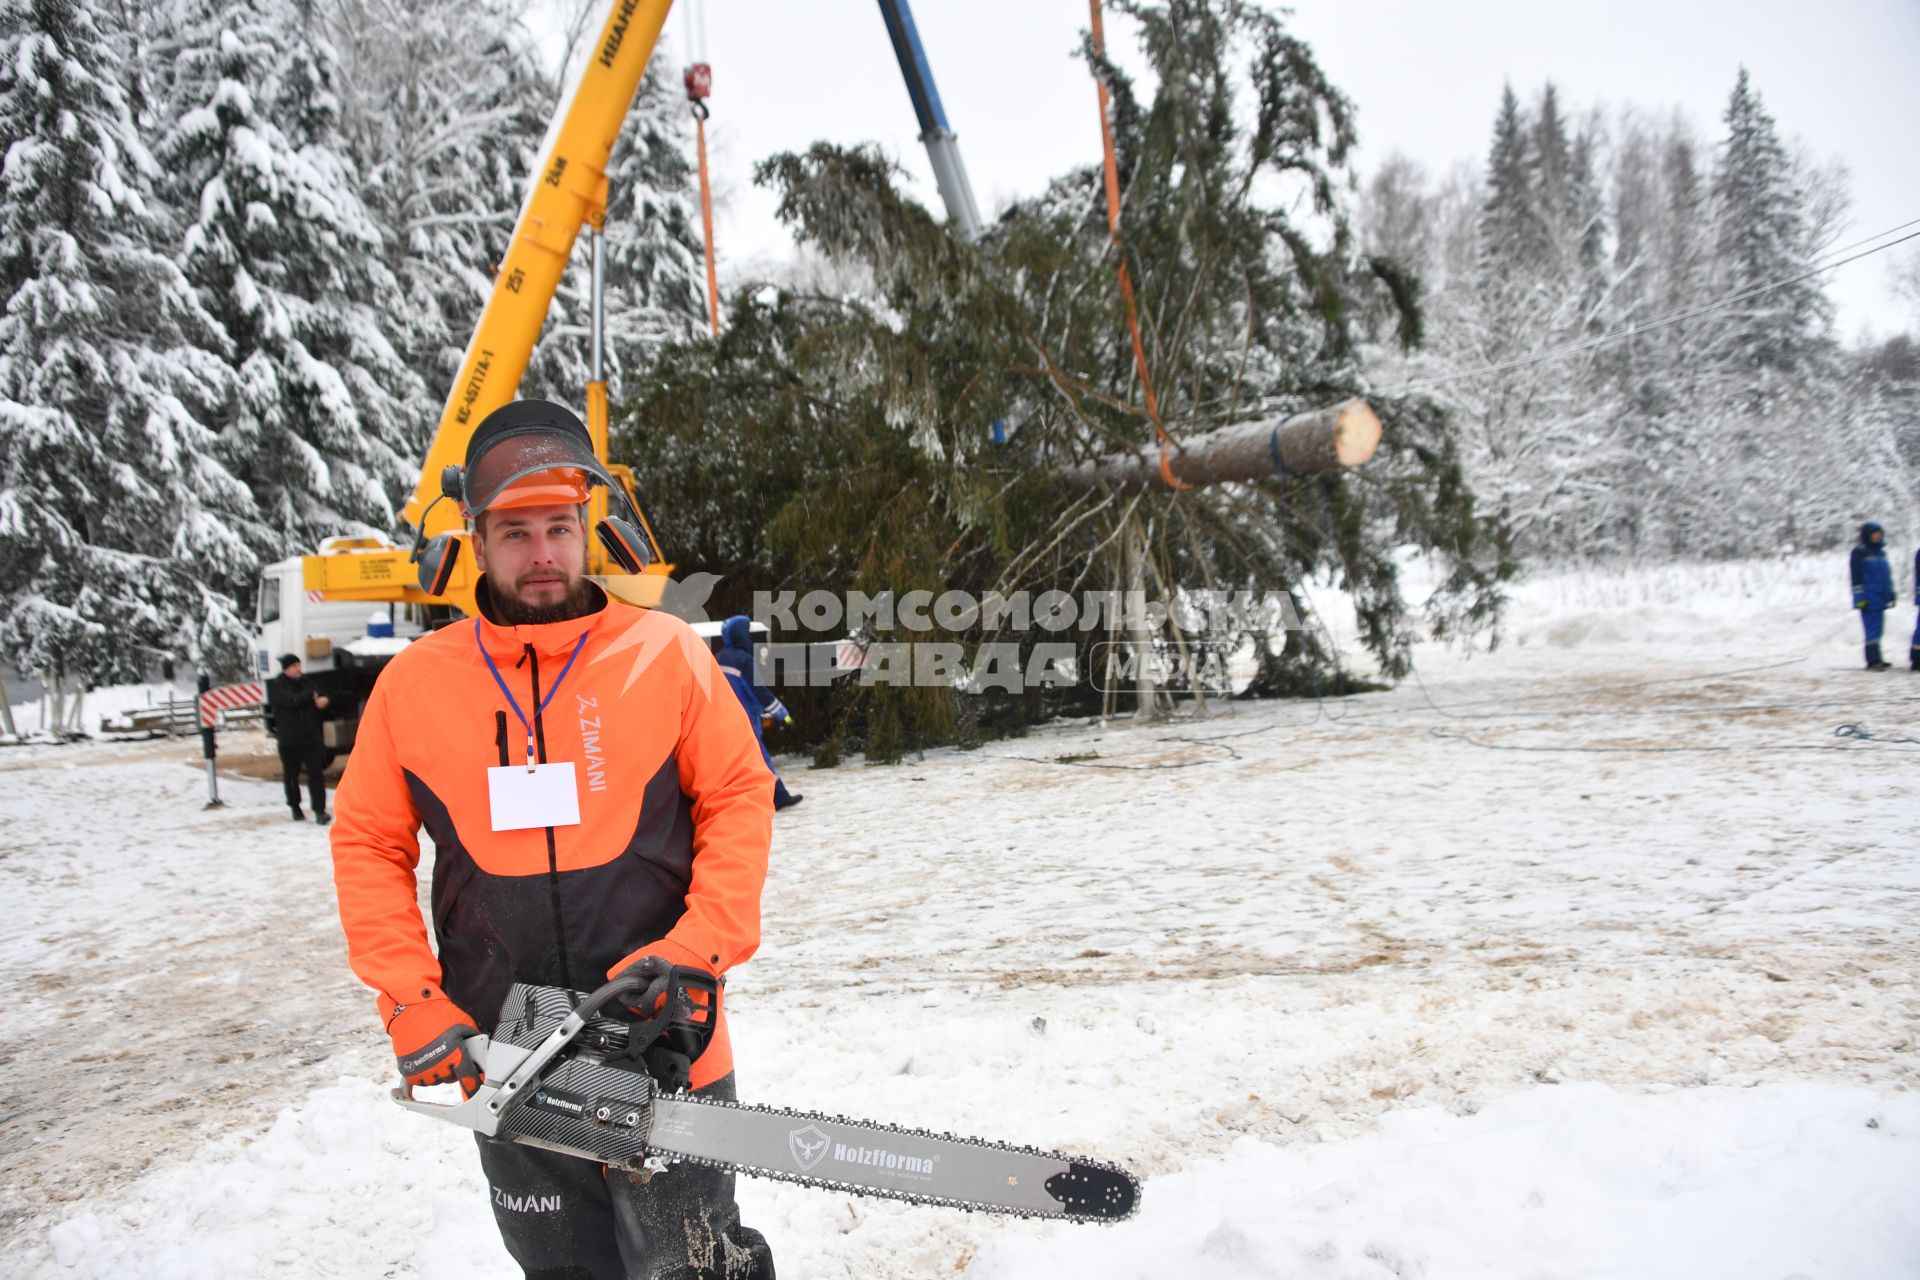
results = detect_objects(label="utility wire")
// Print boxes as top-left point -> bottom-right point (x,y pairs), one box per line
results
1808,215 -> 1920,259
1375,220 -> 1920,397
1069,215 -> 1920,432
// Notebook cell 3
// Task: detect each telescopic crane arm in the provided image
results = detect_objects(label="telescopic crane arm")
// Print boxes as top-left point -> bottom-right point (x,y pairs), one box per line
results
876,0 -> 984,242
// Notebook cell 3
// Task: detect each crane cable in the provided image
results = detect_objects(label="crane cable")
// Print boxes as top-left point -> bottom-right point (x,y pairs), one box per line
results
682,0 -> 720,335
1088,0 -> 1187,490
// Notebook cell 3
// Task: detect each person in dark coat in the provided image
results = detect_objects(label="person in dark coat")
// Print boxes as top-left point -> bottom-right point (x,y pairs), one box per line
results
715,616 -> 801,809
268,654 -> 331,822
1850,522 -> 1897,671
1911,546 -> 1920,672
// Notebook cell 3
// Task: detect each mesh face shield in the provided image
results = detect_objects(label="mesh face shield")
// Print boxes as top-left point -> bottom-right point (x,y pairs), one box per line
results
458,403 -> 617,515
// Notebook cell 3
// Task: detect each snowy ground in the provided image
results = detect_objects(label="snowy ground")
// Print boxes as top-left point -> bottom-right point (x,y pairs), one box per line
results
2,556 -> 1917,1278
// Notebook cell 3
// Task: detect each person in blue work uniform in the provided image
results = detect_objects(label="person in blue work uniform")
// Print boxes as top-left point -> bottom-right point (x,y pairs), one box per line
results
716,615 -> 802,809
1850,521 -> 1897,671
1911,544 -> 1920,672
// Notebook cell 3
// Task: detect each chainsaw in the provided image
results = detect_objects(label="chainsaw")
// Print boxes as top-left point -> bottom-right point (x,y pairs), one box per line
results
391,967 -> 1140,1223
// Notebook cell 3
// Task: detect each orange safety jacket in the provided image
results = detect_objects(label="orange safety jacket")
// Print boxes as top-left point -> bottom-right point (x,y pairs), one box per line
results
330,580 -> 774,1089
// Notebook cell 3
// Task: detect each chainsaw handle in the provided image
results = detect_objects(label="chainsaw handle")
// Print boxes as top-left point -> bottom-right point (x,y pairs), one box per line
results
618,966 -> 718,1048
389,1034 -> 517,1137
577,969 -> 660,1023
610,966 -> 720,1093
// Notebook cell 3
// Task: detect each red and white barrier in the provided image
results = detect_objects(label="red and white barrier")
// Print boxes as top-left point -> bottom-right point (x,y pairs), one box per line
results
198,682 -> 264,728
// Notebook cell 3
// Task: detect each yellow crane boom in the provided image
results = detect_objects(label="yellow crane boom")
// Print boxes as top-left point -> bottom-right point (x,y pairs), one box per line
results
302,0 -> 678,614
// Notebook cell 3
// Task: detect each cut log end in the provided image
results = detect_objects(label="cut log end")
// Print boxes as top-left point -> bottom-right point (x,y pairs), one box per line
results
1335,398 -> 1383,467
1060,396 -> 1384,491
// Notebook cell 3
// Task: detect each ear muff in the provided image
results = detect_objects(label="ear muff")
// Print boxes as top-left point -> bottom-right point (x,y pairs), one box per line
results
440,463 -> 465,504
415,533 -> 461,596
597,516 -> 650,573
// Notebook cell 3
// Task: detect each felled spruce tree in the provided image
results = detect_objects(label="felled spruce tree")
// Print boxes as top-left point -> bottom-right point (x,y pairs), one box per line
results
615,0 -> 1512,760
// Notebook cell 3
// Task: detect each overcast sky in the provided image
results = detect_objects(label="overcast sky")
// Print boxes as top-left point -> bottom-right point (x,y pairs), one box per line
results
644,0 -> 1920,338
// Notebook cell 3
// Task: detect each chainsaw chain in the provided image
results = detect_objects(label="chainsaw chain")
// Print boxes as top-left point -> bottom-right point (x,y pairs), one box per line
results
644,1090 -> 1142,1223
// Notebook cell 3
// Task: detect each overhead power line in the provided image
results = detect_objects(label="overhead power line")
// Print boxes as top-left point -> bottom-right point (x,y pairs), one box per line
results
1376,218 -> 1920,397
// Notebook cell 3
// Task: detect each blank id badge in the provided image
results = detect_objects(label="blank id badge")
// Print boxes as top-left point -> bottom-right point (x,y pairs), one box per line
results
487,762 -> 582,832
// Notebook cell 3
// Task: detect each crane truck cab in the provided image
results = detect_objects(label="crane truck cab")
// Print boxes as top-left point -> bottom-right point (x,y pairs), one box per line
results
255,536 -> 438,748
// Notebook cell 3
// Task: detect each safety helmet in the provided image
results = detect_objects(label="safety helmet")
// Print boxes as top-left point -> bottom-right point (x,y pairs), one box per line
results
411,399 -> 652,597
453,400 -> 616,515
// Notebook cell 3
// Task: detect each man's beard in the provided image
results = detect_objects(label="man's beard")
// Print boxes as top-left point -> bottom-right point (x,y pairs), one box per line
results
490,572 -> 595,625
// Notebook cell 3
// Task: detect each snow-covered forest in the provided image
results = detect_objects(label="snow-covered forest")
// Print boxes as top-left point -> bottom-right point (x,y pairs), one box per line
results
0,0 -> 705,699
3,0 -> 1916,708
1355,75 -> 1919,558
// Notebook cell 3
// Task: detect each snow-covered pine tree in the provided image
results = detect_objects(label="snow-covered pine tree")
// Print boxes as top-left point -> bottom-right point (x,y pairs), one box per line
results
1595,113 -> 1712,550
327,0 -> 544,439
1659,128 -> 1709,313
1639,122 -> 1715,550
1470,85 -> 1551,479
1689,68 -> 1909,550
1707,67 -> 1831,393
1480,84 -> 1538,276
1520,88 -> 1605,309
1654,124 -> 1712,399
0,0 -> 253,694
1605,117 -> 1660,389
1565,122 -> 1607,321
1464,83 -> 1623,553
1528,84 -> 1572,276
157,0 -> 421,570
1532,96 -> 1621,545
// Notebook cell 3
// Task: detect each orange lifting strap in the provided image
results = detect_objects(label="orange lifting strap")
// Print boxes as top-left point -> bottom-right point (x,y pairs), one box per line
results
686,59 -> 720,336
1088,0 -> 1187,490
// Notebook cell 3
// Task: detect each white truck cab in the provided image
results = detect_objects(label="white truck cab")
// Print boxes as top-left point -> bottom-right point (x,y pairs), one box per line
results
253,537 -> 437,748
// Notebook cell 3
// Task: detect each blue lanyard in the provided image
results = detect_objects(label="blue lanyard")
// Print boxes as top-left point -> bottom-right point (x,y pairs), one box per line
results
475,621 -> 589,768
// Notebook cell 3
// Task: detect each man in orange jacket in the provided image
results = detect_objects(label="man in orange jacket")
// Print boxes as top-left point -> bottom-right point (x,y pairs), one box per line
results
330,400 -> 777,1279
